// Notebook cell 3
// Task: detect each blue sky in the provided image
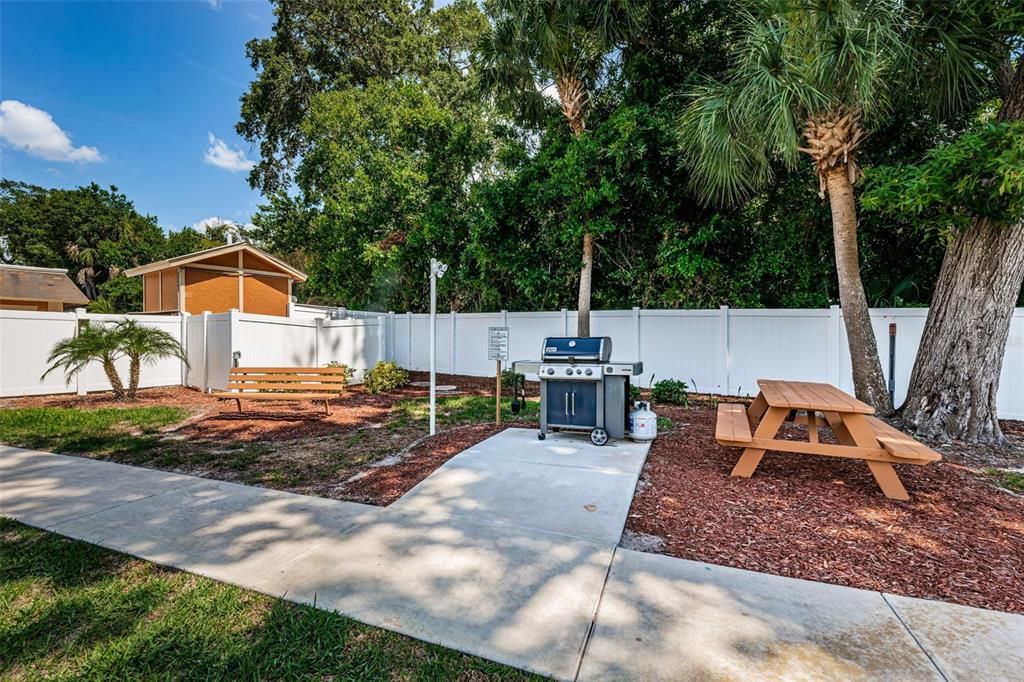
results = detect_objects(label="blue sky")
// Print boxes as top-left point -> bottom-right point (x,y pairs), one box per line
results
1,0 -> 274,231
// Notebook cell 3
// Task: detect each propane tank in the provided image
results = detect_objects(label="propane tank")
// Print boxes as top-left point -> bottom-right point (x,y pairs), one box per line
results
629,401 -> 658,442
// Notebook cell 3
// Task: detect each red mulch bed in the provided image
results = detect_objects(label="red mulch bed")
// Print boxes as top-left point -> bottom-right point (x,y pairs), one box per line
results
4,375 -> 501,443
628,405 -> 1024,614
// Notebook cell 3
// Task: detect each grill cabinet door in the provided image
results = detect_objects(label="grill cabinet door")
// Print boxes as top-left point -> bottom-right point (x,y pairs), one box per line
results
545,381 -> 573,427
570,383 -> 598,427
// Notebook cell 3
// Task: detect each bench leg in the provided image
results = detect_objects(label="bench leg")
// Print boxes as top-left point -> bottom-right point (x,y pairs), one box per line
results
866,460 -> 910,501
731,406 -> 788,478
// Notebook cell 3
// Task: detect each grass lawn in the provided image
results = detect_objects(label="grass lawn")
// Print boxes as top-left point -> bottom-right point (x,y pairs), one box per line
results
0,518 -> 536,681
0,406 -> 187,455
391,395 -> 540,428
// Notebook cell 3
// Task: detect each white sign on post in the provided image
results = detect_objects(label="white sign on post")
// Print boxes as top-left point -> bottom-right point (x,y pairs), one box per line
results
488,326 -> 510,361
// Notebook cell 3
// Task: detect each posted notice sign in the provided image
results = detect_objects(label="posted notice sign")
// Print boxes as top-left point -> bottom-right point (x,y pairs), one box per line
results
488,326 -> 510,361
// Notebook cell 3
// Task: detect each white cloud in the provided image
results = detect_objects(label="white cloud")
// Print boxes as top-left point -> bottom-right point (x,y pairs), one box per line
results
203,132 -> 254,172
0,100 -> 103,163
207,0 -> 222,9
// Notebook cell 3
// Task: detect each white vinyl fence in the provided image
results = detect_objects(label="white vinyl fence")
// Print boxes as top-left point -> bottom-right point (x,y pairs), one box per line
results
383,306 -> 1024,420
1,308 -> 386,397
0,309 -> 185,397
184,310 -> 386,391
3,304 -> 1022,420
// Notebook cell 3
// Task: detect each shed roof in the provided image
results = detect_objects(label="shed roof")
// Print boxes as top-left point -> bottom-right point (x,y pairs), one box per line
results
0,264 -> 90,305
124,241 -> 307,281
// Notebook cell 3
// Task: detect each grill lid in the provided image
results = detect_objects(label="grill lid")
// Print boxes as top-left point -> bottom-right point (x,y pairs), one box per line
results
541,336 -> 612,362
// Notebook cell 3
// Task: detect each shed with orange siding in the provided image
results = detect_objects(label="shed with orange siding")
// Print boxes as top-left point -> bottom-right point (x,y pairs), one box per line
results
125,241 -> 306,317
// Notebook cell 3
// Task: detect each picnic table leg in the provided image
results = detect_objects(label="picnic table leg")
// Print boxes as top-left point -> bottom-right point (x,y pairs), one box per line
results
746,392 -> 768,423
822,410 -> 853,444
865,461 -> 910,501
731,406 -> 788,478
236,398 -> 242,413
324,399 -> 331,416
842,413 -> 911,501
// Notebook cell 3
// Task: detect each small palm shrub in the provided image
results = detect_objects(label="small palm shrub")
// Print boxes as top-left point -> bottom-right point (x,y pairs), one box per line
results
363,361 -> 409,393
651,379 -> 689,406
325,361 -> 355,389
42,320 -> 188,400
114,320 -> 188,399
42,322 -> 126,399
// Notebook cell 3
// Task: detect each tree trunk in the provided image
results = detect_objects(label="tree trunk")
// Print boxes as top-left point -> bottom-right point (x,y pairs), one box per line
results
102,357 -> 126,400
901,60 -> 1024,443
901,218 -> 1024,443
128,355 -> 141,399
577,231 -> 593,337
824,167 -> 893,413
556,73 -> 592,337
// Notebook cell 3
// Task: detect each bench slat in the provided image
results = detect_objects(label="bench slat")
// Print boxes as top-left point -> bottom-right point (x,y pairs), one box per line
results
715,403 -> 752,444
864,416 -> 941,462
211,392 -> 339,401
228,375 -> 348,383
226,382 -> 347,393
230,367 -> 351,374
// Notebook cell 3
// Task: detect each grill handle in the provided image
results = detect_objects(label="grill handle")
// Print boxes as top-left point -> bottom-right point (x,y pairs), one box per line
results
565,392 -> 569,415
571,392 -> 575,416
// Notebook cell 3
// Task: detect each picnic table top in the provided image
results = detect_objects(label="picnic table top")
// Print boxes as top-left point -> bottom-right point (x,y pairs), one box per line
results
756,379 -> 875,415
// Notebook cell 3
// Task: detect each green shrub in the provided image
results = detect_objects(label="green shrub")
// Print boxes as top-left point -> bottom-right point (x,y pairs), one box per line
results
363,361 -> 409,393
629,384 -> 642,402
651,378 -> 689,406
500,368 -> 524,386
324,361 -> 355,388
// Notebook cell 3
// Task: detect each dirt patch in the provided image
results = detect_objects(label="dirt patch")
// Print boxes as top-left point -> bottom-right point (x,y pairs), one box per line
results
340,423 -> 534,505
627,405 -> 1024,614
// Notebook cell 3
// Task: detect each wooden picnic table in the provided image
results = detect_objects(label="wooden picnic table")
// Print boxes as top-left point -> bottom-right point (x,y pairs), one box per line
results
715,379 -> 940,500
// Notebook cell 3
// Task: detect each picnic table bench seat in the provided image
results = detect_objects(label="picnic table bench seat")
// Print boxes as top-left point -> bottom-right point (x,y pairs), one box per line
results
715,403 -> 752,443
210,367 -> 350,415
863,416 -> 941,462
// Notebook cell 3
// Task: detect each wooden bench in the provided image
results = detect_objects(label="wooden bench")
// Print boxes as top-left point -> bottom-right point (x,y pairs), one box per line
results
210,367 -> 350,415
716,403 -> 752,443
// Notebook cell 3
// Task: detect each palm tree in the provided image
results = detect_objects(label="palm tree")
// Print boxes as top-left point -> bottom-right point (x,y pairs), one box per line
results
677,0 -> 916,412
114,320 -> 188,399
42,323 -> 126,399
475,0 -> 642,337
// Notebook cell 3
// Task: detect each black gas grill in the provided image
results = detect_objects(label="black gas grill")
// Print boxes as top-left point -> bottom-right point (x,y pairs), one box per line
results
513,337 -> 642,445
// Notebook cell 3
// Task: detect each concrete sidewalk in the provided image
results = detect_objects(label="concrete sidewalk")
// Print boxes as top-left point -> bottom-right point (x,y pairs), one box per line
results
2,435 -> 1022,681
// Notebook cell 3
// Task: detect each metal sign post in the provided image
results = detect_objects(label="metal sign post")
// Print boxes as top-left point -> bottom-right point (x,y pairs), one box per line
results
429,258 -> 449,435
488,326 -> 509,424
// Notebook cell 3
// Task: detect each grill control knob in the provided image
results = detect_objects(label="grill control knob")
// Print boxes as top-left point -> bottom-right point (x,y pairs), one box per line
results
546,368 -> 554,375
585,368 -> 593,376
565,368 -> 573,375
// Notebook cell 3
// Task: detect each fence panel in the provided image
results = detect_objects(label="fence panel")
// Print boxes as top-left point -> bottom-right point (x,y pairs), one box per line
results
234,314 -> 318,368
320,318 -> 383,379
638,310 -> 721,392
0,310 -> 78,396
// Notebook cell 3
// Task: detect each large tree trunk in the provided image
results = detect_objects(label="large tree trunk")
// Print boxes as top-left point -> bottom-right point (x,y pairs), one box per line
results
901,60 -> 1024,443
901,218 -> 1024,443
824,167 -> 893,413
556,73 -> 593,337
